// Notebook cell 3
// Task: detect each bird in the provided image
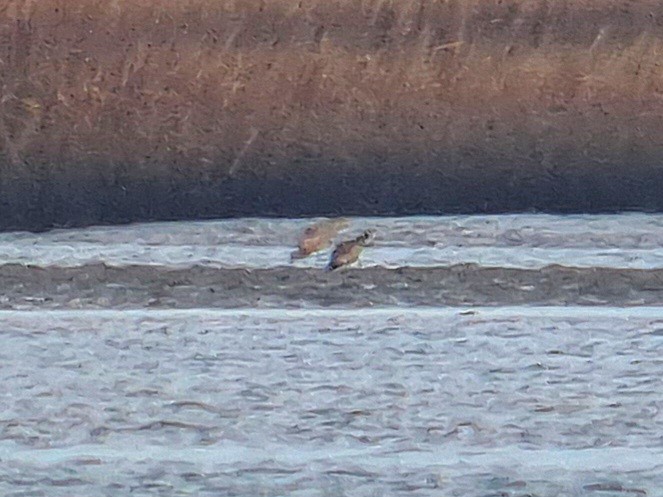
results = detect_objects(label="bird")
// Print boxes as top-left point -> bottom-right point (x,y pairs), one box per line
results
326,229 -> 376,271
290,218 -> 349,260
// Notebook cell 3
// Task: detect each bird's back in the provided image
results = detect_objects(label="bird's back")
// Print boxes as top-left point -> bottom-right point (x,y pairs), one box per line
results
292,219 -> 349,259
328,240 -> 362,270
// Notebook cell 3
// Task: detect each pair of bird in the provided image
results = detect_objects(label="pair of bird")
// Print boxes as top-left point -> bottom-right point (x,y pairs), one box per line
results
291,218 -> 376,271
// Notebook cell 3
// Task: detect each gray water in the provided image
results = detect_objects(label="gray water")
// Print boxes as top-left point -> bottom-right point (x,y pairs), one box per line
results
1,215 -> 662,496
2,213 -> 663,269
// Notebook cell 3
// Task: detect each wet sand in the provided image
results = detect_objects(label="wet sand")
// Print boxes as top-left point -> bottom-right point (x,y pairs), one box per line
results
2,263 -> 662,310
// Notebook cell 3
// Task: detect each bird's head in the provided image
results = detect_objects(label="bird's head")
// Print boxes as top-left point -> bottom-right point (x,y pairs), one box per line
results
358,229 -> 376,246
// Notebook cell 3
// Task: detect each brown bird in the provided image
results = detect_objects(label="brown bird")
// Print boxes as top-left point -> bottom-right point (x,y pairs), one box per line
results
291,218 -> 350,260
326,229 -> 376,271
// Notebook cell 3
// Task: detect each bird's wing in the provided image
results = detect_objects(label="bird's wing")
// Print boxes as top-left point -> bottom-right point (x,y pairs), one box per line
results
331,242 -> 362,267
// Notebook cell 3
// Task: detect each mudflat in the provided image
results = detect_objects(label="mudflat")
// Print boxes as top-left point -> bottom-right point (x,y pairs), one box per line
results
2,263 -> 662,309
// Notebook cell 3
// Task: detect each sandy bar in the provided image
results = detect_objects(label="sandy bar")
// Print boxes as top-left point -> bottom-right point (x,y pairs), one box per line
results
1,263 -> 662,309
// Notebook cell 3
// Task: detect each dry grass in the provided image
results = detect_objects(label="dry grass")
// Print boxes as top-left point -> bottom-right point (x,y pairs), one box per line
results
1,0 -> 662,176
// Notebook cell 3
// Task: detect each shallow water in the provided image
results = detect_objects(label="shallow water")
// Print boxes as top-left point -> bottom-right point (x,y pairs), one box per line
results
1,215 -> 662,496
1,307 -> 662,496
2,213 -> 663,269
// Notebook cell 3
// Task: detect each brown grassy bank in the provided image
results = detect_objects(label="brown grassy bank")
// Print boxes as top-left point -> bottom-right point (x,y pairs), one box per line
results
1,0 -> 663,230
